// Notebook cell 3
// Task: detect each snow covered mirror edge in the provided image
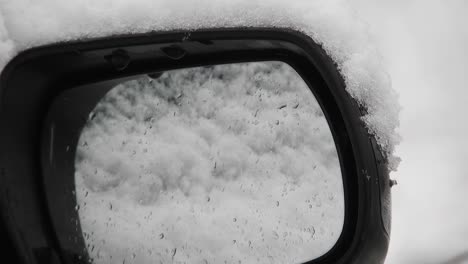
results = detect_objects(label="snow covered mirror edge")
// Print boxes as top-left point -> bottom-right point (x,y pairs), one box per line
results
0,29 -> 391,264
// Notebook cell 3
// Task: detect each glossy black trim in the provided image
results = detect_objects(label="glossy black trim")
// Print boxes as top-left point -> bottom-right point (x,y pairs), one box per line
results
0,28 -> 391,264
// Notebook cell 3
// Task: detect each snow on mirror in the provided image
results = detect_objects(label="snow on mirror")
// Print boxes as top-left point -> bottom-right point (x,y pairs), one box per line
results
75,62 -> 344,264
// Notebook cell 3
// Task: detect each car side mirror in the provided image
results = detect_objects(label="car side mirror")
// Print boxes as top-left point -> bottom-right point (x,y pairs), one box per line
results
0,29 -> 392,264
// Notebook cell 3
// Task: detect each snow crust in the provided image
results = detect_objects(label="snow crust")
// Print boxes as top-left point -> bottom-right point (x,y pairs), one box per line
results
76,62 -> 344,263
0,0 -> 400,169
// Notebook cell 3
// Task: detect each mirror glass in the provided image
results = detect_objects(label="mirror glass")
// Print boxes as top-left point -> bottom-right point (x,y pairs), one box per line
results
74,61 -> 344,263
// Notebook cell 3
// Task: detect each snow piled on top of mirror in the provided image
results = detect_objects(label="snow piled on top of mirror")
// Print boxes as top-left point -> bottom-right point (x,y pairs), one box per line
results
0,0 -> 400,170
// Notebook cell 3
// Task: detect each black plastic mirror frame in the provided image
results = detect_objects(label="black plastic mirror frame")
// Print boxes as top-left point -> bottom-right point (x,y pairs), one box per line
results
0,28 -> 391,264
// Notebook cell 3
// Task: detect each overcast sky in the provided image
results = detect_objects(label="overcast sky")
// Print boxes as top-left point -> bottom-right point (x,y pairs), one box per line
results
348,1 -> 468,263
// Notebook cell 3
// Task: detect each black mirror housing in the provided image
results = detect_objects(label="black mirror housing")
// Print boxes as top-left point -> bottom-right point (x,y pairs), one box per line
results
0,28 -> 391,264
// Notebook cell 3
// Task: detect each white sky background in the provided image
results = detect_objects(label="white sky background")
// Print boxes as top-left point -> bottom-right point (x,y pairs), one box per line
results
348,0 -> 468,263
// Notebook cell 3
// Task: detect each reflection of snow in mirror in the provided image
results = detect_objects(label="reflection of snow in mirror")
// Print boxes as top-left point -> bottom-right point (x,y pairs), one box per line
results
75,62 -> 344,263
